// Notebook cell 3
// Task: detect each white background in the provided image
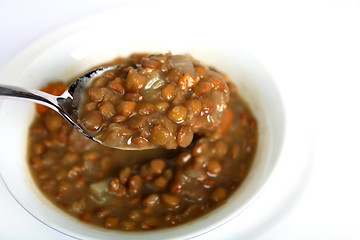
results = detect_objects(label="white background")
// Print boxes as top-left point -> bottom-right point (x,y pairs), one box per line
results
1,0 -> 360,239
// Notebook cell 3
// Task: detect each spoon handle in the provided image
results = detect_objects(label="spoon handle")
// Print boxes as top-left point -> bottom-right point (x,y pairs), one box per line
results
0,84 -> 95,141
0,84 -> 61,112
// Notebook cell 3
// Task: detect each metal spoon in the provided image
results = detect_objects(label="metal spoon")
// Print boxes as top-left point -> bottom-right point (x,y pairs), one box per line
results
0,65 -> 152,150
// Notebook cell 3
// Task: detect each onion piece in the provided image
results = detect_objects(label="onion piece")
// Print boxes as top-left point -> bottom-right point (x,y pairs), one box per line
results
90,178 -> 112,203
144,72 -> 165,90
167,54 -> 195,77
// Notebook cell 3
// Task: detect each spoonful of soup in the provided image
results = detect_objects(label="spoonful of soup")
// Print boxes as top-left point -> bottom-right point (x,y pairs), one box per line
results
0,53 -> 229,150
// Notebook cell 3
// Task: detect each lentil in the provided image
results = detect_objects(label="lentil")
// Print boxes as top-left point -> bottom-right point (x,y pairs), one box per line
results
81,111 -> 103,131
105,216 -> 120,228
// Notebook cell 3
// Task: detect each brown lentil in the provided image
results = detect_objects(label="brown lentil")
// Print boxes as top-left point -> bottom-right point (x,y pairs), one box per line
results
117,101 -> 136,116
81,111 -> 103,131
167,105 -> 187,123
161,84 -> 176,101
105,216 -> 120,228
108,79 -> 125,94
141,58 -> 162,69
96,208 -> 112,218
88,87 -> 107,102
194,64 -> 207,78
93,77 -> 108,87
194,81 -> 212,96
152,176 -> 168,188
155,101 -> 170,112
124,92 -> 144,102
98,101 -> 115,119
119,167 -> 131,184
85,102 -> 97,111
206,160 -> 222,176
128,175 -> 142,194
176,126 -> 193,148
211,187 -> 227,202
127,210 -> 141,220
136,102 -> 155,115
161,194 -> 181,208
149,159 -> 166,175
140,218 -> 160,230
45,114 -> 62,132
120,220 -> 137,231
127,115 -> 147,130
149,125 -> 170,146
125,69 -> 146,91
186,97 -> 202,116
142,193 -> 160,207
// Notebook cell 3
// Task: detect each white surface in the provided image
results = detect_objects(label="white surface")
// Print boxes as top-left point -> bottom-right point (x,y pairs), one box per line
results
0,0 -> 360,240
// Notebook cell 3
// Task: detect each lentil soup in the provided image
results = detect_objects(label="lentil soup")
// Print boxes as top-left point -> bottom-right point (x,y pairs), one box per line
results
27,53 -> 257,231
78,53 -> 229,150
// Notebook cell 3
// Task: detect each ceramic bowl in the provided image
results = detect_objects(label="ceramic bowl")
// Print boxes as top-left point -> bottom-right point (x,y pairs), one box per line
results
0,8 -> 285,240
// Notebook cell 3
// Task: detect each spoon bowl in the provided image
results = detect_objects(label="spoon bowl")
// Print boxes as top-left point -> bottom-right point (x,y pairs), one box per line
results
0,65 -> 153,150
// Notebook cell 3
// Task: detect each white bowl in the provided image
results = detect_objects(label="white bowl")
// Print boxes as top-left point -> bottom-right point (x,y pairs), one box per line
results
0,8 -> 285,240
